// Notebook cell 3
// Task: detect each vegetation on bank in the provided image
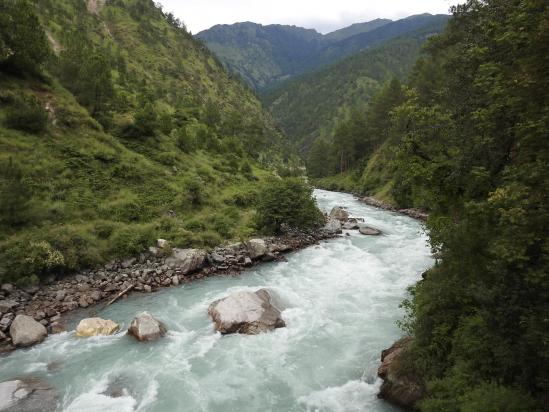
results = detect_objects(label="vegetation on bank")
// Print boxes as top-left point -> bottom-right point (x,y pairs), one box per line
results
310,0 -> 548,409
0,0 -> 320,286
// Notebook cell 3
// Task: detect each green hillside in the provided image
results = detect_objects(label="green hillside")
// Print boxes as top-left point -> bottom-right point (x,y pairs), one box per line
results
261,35 -> 432,153
0,0 -> 293,284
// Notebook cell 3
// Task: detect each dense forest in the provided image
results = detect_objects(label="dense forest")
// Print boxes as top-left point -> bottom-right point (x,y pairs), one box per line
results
311,0 -> 548,409
0,0 -> 318,286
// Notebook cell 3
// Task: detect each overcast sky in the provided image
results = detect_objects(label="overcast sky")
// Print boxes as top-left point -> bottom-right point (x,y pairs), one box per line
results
157,0 -> 457,34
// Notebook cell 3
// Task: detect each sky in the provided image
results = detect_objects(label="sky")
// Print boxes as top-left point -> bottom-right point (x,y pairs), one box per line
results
157,0 -> 457,34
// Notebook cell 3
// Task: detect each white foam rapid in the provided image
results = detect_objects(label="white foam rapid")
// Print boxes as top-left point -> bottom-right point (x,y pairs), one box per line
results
0,189 -> 433,412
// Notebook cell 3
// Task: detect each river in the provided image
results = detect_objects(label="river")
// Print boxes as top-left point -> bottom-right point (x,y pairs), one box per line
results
0,189 -> 433,412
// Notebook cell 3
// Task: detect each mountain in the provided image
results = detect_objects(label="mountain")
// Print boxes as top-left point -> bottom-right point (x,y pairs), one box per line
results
323,19 -> 392,42
196,14 -> 448,90
196,22 -> 326,90
0,0 -> 290,284
261,19 -> 448,152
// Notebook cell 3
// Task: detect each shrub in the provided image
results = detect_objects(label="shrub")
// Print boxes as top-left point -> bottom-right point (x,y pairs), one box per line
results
5,95 -> 48,133
109,224 -> 156,258
255,177 -> 324,234
0,158 -> 33,227
182,176 -> 206,208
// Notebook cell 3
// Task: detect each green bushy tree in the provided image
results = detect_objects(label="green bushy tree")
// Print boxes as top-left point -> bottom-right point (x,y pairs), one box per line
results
255,178 -> 323,234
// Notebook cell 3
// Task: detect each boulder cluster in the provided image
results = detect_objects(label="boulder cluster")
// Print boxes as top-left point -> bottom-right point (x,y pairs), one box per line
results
323,206 -> 383,236
0,230 -> 334,352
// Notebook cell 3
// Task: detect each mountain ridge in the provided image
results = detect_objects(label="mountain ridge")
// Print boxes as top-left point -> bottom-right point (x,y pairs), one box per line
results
197,13 -> 449,90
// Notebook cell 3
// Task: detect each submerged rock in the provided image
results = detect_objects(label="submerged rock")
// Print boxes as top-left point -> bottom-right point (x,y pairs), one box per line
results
323,219 -> 342,234
329,206 -> 349,222
75,317 -> 119,337
9,315 -> 47,347
208,289 -> 285,335
164,248 -> 207,274
0,379 -> 57,412
358,225 -> 382,236
127,312 -> 166,342
377,337 -> 424,409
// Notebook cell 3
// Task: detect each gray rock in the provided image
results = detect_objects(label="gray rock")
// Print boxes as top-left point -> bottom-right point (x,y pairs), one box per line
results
0,313 -> 15,331
246,239 -> 268,260
329,206 -> 349,222
1,284 -> 14,294
121,258 -> 136,269
9,315 -> 47,347
55,290 -> 66,301
210,253 -> 225,264
143,285 -> 152,293
244,257 -> 252,266
208,289 -> 285,335
358,225 -> 382,236
127,312 -> 167,342
323,219 -> 342,234
0,300 -> 18,314
0,379 -> 57,412
378,337 -> 423,408
171,276 -> 179,286
164,249 -> 207,274
342,221 -> 359,230
156,239 -> 169,249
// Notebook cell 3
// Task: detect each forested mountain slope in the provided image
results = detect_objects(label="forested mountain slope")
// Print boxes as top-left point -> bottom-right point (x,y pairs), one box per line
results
313,1 -> 548,409
0,0 -> 291,285
262,21 -> 446,152
197,14 -> 447,90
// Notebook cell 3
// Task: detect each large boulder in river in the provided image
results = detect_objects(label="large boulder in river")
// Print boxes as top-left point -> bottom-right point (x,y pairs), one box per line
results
164,248 -> 207,274
75,317 -> 119,337
323,219 -> 342,234
359,225 -> 382,236
377,337 -> 424,409
208,289 -> 285,335
127,312 -> 167,342
0,379 -> 57,412
9,315 -> 47,347
329,206 -> 349,222
246,239 -> 267,260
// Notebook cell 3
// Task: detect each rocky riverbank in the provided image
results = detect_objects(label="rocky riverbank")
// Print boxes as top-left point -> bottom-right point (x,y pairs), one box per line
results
0,228 -> 335,353
358,196 -> 429,221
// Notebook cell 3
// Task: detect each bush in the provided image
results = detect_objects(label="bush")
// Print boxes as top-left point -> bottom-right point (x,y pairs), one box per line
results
110,224 -> 156,258
0,158 -> 33,227
5,95 -> 48,133
255,177 -> 324,234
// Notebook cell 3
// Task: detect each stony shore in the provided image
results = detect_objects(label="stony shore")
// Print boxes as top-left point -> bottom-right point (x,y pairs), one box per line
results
0,228 -> 336,353
358,196 -> 429,221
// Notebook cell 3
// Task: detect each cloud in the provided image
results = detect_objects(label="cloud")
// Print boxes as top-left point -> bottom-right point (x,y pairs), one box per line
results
156,0 -> 455,34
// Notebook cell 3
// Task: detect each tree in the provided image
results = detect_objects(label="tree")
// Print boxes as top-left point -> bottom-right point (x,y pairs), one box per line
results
134,102 -> 157,136
0,0 -> 50,75
256,178 -> 324,234
307,138 -> 333,178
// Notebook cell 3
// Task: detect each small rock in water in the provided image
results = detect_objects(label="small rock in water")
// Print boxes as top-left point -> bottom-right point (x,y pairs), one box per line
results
75,318 -> 119,337
127,312 -> 167,342
323,219 -> 342,234
208,289 -> 285,335
0,379 -> 57,412
358,225 -> 382,236
246,239 -> 268,260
